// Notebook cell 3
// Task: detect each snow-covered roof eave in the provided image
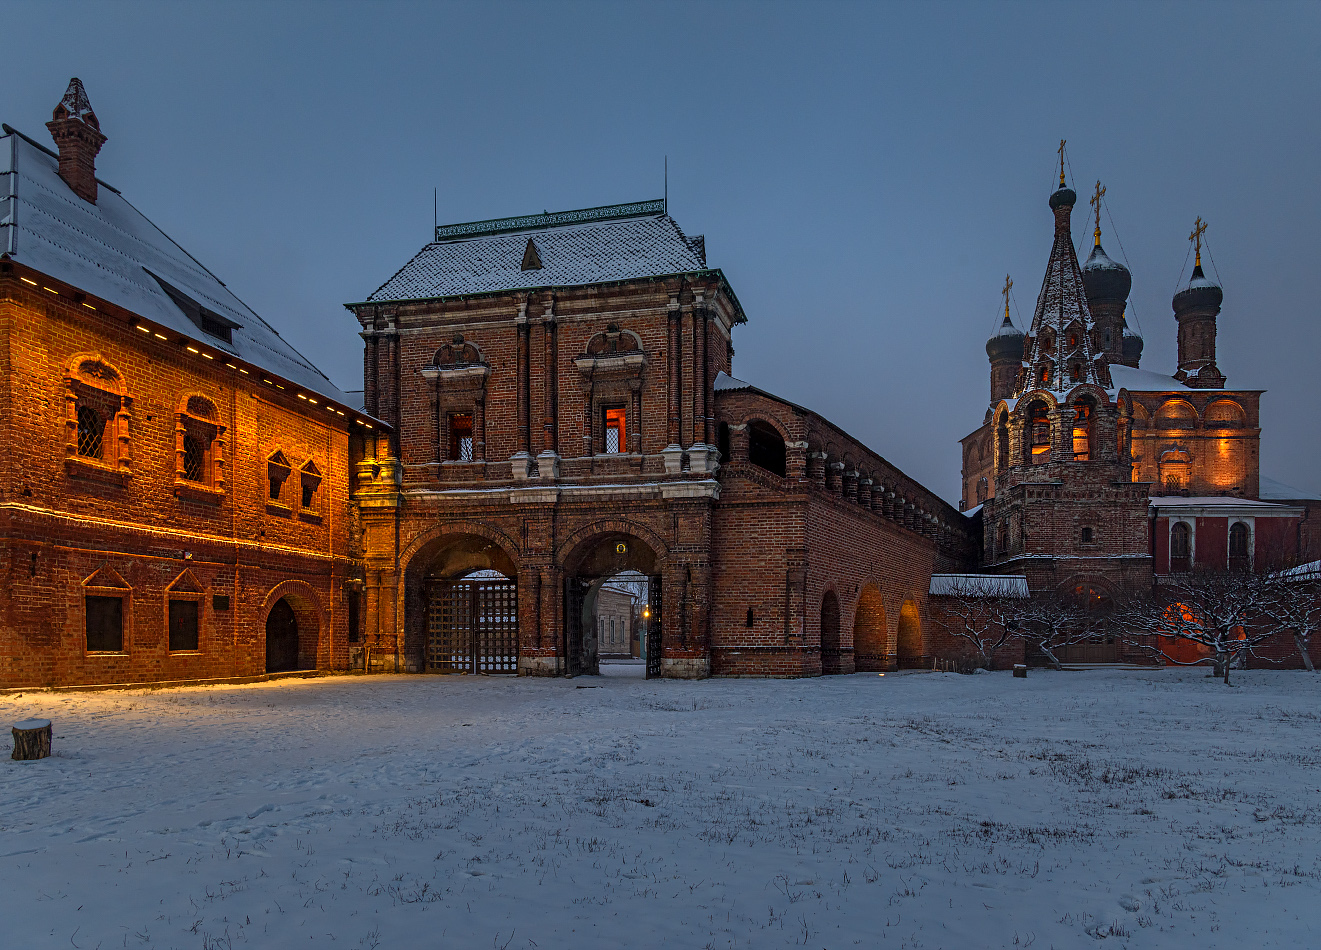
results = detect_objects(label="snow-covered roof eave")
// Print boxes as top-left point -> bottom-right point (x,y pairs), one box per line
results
1,127 -> 371,420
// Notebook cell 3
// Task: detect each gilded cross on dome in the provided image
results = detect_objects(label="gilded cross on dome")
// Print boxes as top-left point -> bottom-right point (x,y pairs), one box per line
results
1001,274 -> 1013,321
1090,181 -> 1106,247
1189,216 -> 1208,267
1057,139 -> 1067,187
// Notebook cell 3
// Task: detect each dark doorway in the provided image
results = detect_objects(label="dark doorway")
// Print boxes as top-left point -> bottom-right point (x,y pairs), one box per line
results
265,598 -> 299,673
426,570 -> 518,674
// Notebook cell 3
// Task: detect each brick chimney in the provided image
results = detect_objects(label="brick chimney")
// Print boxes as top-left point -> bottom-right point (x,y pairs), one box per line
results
46,78 -> 106,204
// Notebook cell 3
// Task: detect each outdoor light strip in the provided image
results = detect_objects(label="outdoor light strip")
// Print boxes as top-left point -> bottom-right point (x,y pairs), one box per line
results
19,276 -> 36,285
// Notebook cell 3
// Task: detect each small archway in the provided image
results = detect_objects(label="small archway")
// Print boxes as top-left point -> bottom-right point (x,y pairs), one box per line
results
747,420 -> 787,477
852,584 -> 889,672
820,590 -> 842,674
563,531 -> 663,679
1071,396 -> 1095,461
896,598 -> 923,668
261,582 -> 324,673
265,599 -> 299,673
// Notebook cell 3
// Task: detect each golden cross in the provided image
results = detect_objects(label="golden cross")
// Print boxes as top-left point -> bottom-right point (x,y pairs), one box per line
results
1002,274 -> 1013,321
1189,216 -> 1208,266
1090,180 -> 1106,246
1058,139 -> 1067,187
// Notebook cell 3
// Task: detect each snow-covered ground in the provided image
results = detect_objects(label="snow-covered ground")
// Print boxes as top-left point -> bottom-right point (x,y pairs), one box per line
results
3,667 -> 1319,949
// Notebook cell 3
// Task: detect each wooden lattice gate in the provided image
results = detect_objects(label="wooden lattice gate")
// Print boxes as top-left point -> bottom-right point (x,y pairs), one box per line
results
427,578 -> 518,674
645,575 -> 663,679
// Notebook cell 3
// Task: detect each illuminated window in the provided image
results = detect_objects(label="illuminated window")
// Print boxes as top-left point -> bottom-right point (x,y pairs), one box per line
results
603,406 -> 626,454
448,413 -> 474,461
1026,402 -> 1051,464
1072,400 -> 1094,461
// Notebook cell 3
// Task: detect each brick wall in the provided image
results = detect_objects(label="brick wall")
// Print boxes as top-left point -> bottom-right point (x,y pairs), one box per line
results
0,274 -> 357,687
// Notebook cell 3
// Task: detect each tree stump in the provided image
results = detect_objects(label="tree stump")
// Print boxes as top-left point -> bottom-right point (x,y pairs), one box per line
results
12,719 -> 52,760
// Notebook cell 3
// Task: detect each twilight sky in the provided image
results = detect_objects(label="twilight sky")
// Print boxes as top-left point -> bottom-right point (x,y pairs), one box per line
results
6,1 -> 1319,502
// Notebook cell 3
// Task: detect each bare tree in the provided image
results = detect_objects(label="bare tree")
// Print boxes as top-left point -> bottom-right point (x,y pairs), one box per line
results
1118,569 -> 1281,685
1018,592 -> 1102,671
1265,560 -> 1321,672
930,575 -> 1029,670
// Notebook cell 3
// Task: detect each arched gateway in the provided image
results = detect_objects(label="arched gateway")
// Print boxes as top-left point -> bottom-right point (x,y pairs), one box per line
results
408,533 -> 520,674
563,532 -> 663,679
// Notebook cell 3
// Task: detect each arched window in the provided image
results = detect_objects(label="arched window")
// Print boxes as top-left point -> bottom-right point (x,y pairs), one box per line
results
1229,522 -> 1251,572
976,477 -> 988,504
175,395 -> 226,501
1071,398 -> 1095,461
76,405 -> 104,458
748,420 -> 787,477
63,354 -> 132,482
1025,401 -> 1051,464
1170,522 -> 1192,573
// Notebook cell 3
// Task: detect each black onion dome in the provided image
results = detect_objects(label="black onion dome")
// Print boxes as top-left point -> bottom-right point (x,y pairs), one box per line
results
1049,186 -> 1076,210
1122,322 -> 1144,364
1082,242 -> 1132,303
986,314 -> 1025,362
1173,263 -> 1223,313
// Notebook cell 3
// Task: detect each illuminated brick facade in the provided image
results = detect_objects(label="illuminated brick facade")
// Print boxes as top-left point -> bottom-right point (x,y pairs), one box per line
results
0,83 -> 372,688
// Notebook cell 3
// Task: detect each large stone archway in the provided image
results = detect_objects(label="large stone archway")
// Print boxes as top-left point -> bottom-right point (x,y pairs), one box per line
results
561,530 -> 664,678
401,531 -> 521,675
852,583 -> 890,672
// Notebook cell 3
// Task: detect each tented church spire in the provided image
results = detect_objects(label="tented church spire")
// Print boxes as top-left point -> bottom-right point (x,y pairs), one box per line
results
1021,142 -> 1108,394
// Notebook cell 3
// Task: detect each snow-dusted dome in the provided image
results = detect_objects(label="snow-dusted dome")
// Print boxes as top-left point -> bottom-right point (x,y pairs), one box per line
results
1082,242 -> 1131,304
1173,263 -> 1223,314
1121,321 -> 1144,364
986,314 -> 1025,362
1049,185 -> 1077,211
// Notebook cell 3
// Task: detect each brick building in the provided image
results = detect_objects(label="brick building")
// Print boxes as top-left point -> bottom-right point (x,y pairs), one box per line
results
349,201 -> 973,678
957,163 -> 1317,663
0,81 -> 377,688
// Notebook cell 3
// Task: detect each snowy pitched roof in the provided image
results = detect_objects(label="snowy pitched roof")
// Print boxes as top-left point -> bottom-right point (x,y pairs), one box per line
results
1260,476 -> 1321,502
930,574 -> 1029,598
0,126 -> 360,413
360,201 -> 743,320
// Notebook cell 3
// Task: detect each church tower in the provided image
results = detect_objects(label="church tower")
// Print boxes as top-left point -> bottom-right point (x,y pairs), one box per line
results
1173,217 -> 1226,388
986,275 -> 1025,406
1080,181 -> 1133,364
971,145 -> 1152,603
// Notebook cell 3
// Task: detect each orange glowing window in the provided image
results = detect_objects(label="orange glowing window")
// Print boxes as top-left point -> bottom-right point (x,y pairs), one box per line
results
604,406 -> 626,454
448,413 -> 473,461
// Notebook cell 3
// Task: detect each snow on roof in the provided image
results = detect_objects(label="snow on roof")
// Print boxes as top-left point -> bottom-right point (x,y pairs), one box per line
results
930,574 -> 1029,598
1148,496 -> 1291,508
362,203 -> 727,306
961,504 -> 983,517
1108,364 -> 1259,396
714,371 -> 752,391
1260,475 -> 1321,502
0,127 -> 358,412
